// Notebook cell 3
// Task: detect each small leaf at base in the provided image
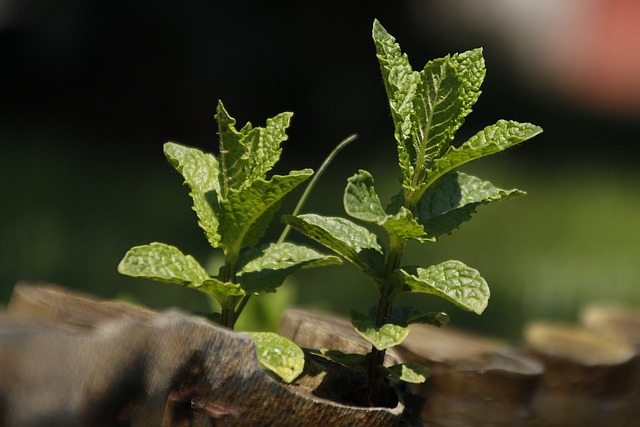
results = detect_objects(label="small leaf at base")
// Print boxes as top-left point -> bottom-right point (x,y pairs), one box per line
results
320,349 -> 368,366
351,310 -> 410,351
248,332 -> 305,384
380,363 -> 430,384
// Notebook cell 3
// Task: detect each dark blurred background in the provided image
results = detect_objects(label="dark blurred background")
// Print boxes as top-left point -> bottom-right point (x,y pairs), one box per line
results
2,0 -> 639,342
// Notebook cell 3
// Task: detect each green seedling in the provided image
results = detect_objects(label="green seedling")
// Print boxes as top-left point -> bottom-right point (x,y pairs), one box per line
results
118,101 -> 342,382
283,19 -> 543,404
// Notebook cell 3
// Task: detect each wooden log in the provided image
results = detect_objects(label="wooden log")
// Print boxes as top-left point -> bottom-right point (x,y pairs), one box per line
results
524,321 -> 639,427
7,281 -> 154,326
398,323 -> 543,427
580,304 -> 640,350
0,283 -> 406,427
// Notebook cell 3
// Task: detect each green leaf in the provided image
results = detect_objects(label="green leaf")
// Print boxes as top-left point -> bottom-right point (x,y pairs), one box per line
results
344,170 -> 387,223
380,363 -> 430,384
215,101 -> 245,197
390,306 -> 449,327
372,19 -> 421,186
351,310 -> 410,351
118,242 -> 210,286
393,261 -> 490,315
449,48 -> 485,128
373,21 -> 489,196
237,242 -> 342,294
198,277 -> 245,302
242,111 -> 293,181
117,243 -> 243,303
426,120 -> 543,190
411,56 -> 464,174
382,206 -> 430,242
163,142 -> 221,248
320,349 -> 368,366
344,170 -> 427,241
249,332 -> 304,384
282,214 -> 386,279
216,101 -> 293,195
416,171 -> 526,239
219,170 -> 313,251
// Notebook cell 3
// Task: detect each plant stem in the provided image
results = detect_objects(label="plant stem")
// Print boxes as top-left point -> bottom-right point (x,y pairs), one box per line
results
367,235 -> 406,405
277,134 -> 358,244
234,294 -> 251,319
221,302 -> 236,329
220,251 -> 239,329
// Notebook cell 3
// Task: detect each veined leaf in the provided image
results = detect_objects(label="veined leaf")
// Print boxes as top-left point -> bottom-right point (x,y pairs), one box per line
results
320,349 -> 368,366
416,171 -> 526,239
242,111 -> 293,182
219,170 -> 313,251
236,242 -> 342,294
199,277 -> 245,302
372,19 -> 421,188
282,214 -> 386,279
215,101 -> 245,197
344,170 -> 427,241
215,101 -> 293,195
373,20 -> 488,196
412,56 -> 463,176
393,261 -> 490,315
450,48 -> 485,128
118,242 -> 210,285
380,363 -> 430,384
390,306 -> 449,327
117,243 -> 243,303
248,332 -> 304,383
163,142 -> 221,248
425,120 -> 543,191
382,206 -> 430,242
344,170 -> 387,223
351,310 -> 409,351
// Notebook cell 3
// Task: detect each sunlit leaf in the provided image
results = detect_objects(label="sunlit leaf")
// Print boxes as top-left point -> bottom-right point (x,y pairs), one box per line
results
426,120 -> 543,191
237,242 -> 341,294
393,261 -> 490,314
344,170 -> 427,241
117,243 -> 243,304
351,310 -> 410,350
380,363 -> 430,384
164,142 -> 221,248
416,171 -> 526,239
282,214 -> 386,279
219,170 -> 312,251
216,101 -> 293,195
249,332 -> 305,383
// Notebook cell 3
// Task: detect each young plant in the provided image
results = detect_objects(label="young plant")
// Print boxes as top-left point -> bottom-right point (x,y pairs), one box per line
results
282,19 -> 543,403
118,100 -> 341,382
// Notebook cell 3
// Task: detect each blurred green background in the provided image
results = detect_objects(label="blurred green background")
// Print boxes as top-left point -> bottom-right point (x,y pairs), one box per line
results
2,0 -> 639,344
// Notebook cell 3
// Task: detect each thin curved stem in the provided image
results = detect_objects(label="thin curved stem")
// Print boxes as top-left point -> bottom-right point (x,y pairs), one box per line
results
234,135 -> 358,324
277,134 -> 358,244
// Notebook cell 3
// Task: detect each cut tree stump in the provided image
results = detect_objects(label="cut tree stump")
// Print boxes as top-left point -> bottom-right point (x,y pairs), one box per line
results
525,321 -> 640,427
0,283 -> 406,427
399,324 -> 543,427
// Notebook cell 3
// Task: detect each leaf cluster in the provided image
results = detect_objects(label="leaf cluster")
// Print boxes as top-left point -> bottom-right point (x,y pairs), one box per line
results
118,101 -> 341,382
283,20 -> 542,386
